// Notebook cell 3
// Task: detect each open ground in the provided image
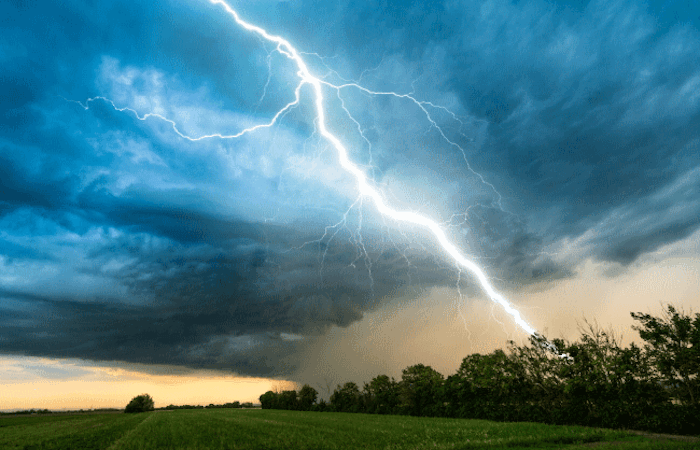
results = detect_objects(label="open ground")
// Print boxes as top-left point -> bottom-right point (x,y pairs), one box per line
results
1,409 -> 699,450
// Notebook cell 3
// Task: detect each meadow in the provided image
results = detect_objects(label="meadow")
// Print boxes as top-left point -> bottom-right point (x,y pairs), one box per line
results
1,409 -> 698,450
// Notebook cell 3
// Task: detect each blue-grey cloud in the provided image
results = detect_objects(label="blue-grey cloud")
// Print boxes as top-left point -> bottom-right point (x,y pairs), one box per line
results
1,0 -> 698,376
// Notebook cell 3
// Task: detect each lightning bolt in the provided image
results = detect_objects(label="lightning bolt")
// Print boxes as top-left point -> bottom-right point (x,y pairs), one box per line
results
207,0 -> 538,336
74,0 -> 544,340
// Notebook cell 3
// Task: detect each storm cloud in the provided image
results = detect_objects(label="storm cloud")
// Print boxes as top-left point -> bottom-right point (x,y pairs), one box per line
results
1,0 -> 699,377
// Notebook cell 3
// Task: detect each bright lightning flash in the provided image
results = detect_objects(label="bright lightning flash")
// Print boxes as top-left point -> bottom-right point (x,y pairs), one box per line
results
78,0 -> 542,339
208,0 -> 538,336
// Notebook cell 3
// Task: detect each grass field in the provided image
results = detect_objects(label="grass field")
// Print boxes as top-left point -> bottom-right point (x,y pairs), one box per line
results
1,409 -> 698,450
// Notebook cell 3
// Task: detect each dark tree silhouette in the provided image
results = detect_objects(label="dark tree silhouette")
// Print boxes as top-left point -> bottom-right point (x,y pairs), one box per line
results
259,391 -> 278,409
632,304 -> 700,408
125,394 -> 154,413
298,384 -> 318,410
330,382 -> 362,413
400,364 -> 443,417
363,375 -> 399,415
259,304 -> 699,435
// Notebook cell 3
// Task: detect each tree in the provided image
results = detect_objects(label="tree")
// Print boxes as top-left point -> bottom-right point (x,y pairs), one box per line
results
125,394 -> 154,413
278,390 -> 299,410
298,384 -> 318,410
363,375 -> 399,415
315,399 -> 328,412
259,390 -> 279,409
455,350 -> 529,421
399,364 -> 444,417
555,322 -> 658,427
330,382 -> 362,413
632,305 -> 700,407
507,334 -> 567,422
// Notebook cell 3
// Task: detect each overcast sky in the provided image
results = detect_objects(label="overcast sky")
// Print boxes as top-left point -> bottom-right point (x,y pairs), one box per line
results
1,0 -> 699,408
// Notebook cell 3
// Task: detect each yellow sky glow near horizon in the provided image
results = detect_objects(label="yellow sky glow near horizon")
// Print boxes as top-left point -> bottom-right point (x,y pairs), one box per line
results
0,357 -> 297,411
292,238 -> 700,386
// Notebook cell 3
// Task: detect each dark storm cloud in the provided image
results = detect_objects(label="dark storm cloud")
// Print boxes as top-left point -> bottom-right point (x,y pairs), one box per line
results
279,0 -> 700,266
0,223 -> 439,375
446,0 -> 700,264
1,0 -> 699,376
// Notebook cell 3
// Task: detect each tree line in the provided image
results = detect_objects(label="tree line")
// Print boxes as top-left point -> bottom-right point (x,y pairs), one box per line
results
123,394 -> 255,413
162,401 -> 254,410
0,408 -> 122,416
260,305 -> 699,435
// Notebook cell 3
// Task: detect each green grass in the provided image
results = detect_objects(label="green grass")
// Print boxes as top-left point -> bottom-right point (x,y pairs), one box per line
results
0,409 -> 697,450
0,412 -> 149,450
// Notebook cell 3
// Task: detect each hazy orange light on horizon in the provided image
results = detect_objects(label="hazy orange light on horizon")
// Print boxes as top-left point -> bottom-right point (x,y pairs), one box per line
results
0,356 -> 297,411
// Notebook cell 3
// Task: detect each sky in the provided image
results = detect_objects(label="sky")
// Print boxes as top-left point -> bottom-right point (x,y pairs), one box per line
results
1,0 -> 700,410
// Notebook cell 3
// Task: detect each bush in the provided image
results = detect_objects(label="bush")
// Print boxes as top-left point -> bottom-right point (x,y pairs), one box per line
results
125,394 -> 155,413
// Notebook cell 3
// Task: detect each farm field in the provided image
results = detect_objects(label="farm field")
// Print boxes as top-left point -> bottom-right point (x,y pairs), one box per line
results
1,409 -> 698,450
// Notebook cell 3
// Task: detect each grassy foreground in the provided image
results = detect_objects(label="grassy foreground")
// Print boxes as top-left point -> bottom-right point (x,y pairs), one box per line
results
1,409 -> 698,450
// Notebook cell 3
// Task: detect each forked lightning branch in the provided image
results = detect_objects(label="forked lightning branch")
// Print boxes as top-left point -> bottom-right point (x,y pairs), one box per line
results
74,0 -> 541,339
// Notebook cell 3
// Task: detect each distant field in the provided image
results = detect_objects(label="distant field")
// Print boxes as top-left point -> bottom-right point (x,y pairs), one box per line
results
1,409 -> 698,450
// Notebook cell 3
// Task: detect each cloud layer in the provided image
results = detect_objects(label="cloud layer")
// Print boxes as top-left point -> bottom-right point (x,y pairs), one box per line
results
1,0 -> 699,377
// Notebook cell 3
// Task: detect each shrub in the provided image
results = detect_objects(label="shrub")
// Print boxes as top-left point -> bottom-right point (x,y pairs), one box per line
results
125,394 -> 155,413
